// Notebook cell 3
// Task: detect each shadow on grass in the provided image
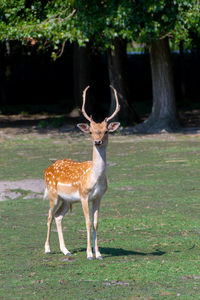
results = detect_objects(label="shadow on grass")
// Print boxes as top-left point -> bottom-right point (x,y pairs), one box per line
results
50,245 -> 196,257
72,247 -> 166,257
100,247 -> 166,257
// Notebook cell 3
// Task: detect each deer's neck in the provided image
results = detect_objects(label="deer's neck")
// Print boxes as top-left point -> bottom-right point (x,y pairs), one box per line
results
92,144 -> 107,180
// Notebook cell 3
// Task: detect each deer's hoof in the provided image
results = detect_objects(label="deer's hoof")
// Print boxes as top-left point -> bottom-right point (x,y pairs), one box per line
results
87,257 -> 94,260
96,256 -> 103,260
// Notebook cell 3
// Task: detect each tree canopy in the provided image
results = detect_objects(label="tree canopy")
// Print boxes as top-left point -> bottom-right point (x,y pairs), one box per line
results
1,0 -> 200,52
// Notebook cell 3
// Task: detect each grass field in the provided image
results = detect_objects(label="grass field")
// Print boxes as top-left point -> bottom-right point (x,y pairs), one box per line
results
0,132 -> 200,299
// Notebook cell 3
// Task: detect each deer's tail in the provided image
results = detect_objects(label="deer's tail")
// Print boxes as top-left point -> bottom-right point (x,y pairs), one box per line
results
43,187 -> 49,200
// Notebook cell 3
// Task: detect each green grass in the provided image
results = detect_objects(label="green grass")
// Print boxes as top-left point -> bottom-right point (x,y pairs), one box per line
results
1,133 -> 200,299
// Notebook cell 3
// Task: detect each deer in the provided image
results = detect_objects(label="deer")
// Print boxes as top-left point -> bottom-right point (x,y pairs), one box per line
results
44,85 -> 120,260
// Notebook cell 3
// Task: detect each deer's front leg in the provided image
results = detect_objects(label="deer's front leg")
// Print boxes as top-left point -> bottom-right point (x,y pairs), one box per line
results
82,198 -> 93,260
92,198 -> 103,259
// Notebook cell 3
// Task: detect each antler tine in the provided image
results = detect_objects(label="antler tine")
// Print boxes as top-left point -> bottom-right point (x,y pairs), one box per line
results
82,86 -> 93,122
106,85 -> 120,122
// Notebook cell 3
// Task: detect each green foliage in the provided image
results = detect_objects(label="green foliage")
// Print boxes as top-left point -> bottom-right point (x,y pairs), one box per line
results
37,117 -> 65,129
37,119 -> 49,129
174,0 -> 200,47
0,0 -> 76,54
0,0 -> 199,53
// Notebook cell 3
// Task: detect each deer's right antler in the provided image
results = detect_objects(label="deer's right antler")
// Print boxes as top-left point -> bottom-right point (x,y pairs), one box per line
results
106,86 -> 120,122
82,86 -> 93,123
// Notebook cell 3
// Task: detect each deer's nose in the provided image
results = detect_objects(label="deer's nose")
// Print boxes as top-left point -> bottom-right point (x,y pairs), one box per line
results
94,140 -> 103,145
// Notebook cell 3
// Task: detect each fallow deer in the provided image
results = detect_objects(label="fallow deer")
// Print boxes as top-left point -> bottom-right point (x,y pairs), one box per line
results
44,86 -> 120,259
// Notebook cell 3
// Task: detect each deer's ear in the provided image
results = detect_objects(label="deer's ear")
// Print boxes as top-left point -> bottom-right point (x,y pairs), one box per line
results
108,122 -> 120,132
77,123 -> 90,133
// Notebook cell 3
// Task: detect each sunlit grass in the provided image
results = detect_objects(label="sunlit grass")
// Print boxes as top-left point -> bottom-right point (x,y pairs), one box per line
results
1,133 -> 200,299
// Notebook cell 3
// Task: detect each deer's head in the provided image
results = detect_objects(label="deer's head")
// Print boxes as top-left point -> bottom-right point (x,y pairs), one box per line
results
77,86 -> 120,148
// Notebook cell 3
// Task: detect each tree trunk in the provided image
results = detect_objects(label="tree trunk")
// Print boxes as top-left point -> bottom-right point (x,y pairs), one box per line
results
0,43 -> 8,105
179,40 -> 186,100
73,42 -> 81,108
133,37 -> 180,133
73,43 -> 93,118
107,38 -> 140,125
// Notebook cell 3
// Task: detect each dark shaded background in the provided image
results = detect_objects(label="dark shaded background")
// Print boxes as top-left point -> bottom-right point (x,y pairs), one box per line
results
0,42 -> 199,119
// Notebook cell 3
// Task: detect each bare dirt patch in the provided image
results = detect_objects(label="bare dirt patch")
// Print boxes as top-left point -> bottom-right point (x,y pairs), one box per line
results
0,179 -> 45,201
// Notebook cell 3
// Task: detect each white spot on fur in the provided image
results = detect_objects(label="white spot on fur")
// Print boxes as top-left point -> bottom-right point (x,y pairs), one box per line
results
58,182 -> 72,187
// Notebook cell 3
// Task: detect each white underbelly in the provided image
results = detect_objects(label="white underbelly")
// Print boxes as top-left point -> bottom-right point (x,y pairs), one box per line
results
57,178 -> 107,202
58,190 -> 81,203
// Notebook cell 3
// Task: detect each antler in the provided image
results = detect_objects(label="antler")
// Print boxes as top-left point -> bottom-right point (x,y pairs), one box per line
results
106,85 -> 120,122
82,86 -> 93,122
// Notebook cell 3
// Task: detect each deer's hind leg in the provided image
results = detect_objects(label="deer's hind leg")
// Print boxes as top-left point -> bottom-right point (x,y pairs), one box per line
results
45,191 -> 60,254
54,200 -> 71,256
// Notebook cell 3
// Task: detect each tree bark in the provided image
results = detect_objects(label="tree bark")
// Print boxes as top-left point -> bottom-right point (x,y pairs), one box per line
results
73,42 -> 81,108
73,43 -> 93,117
179,40 -> 186,100
0,43 -> 10,105
107,38 -> 140,125
133,37 -> 180,133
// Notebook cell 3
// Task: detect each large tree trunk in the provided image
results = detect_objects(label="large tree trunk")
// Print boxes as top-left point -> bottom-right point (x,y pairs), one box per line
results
73,42 -> 81,108
134,37 -> 180,133
179,40 -> 186,100
107,38 -> 140,125
0,43 -> 8,105
73,43 -> 93,118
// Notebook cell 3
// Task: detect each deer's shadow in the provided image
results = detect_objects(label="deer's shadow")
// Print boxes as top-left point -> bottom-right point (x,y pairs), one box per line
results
73,247 -> 166,257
